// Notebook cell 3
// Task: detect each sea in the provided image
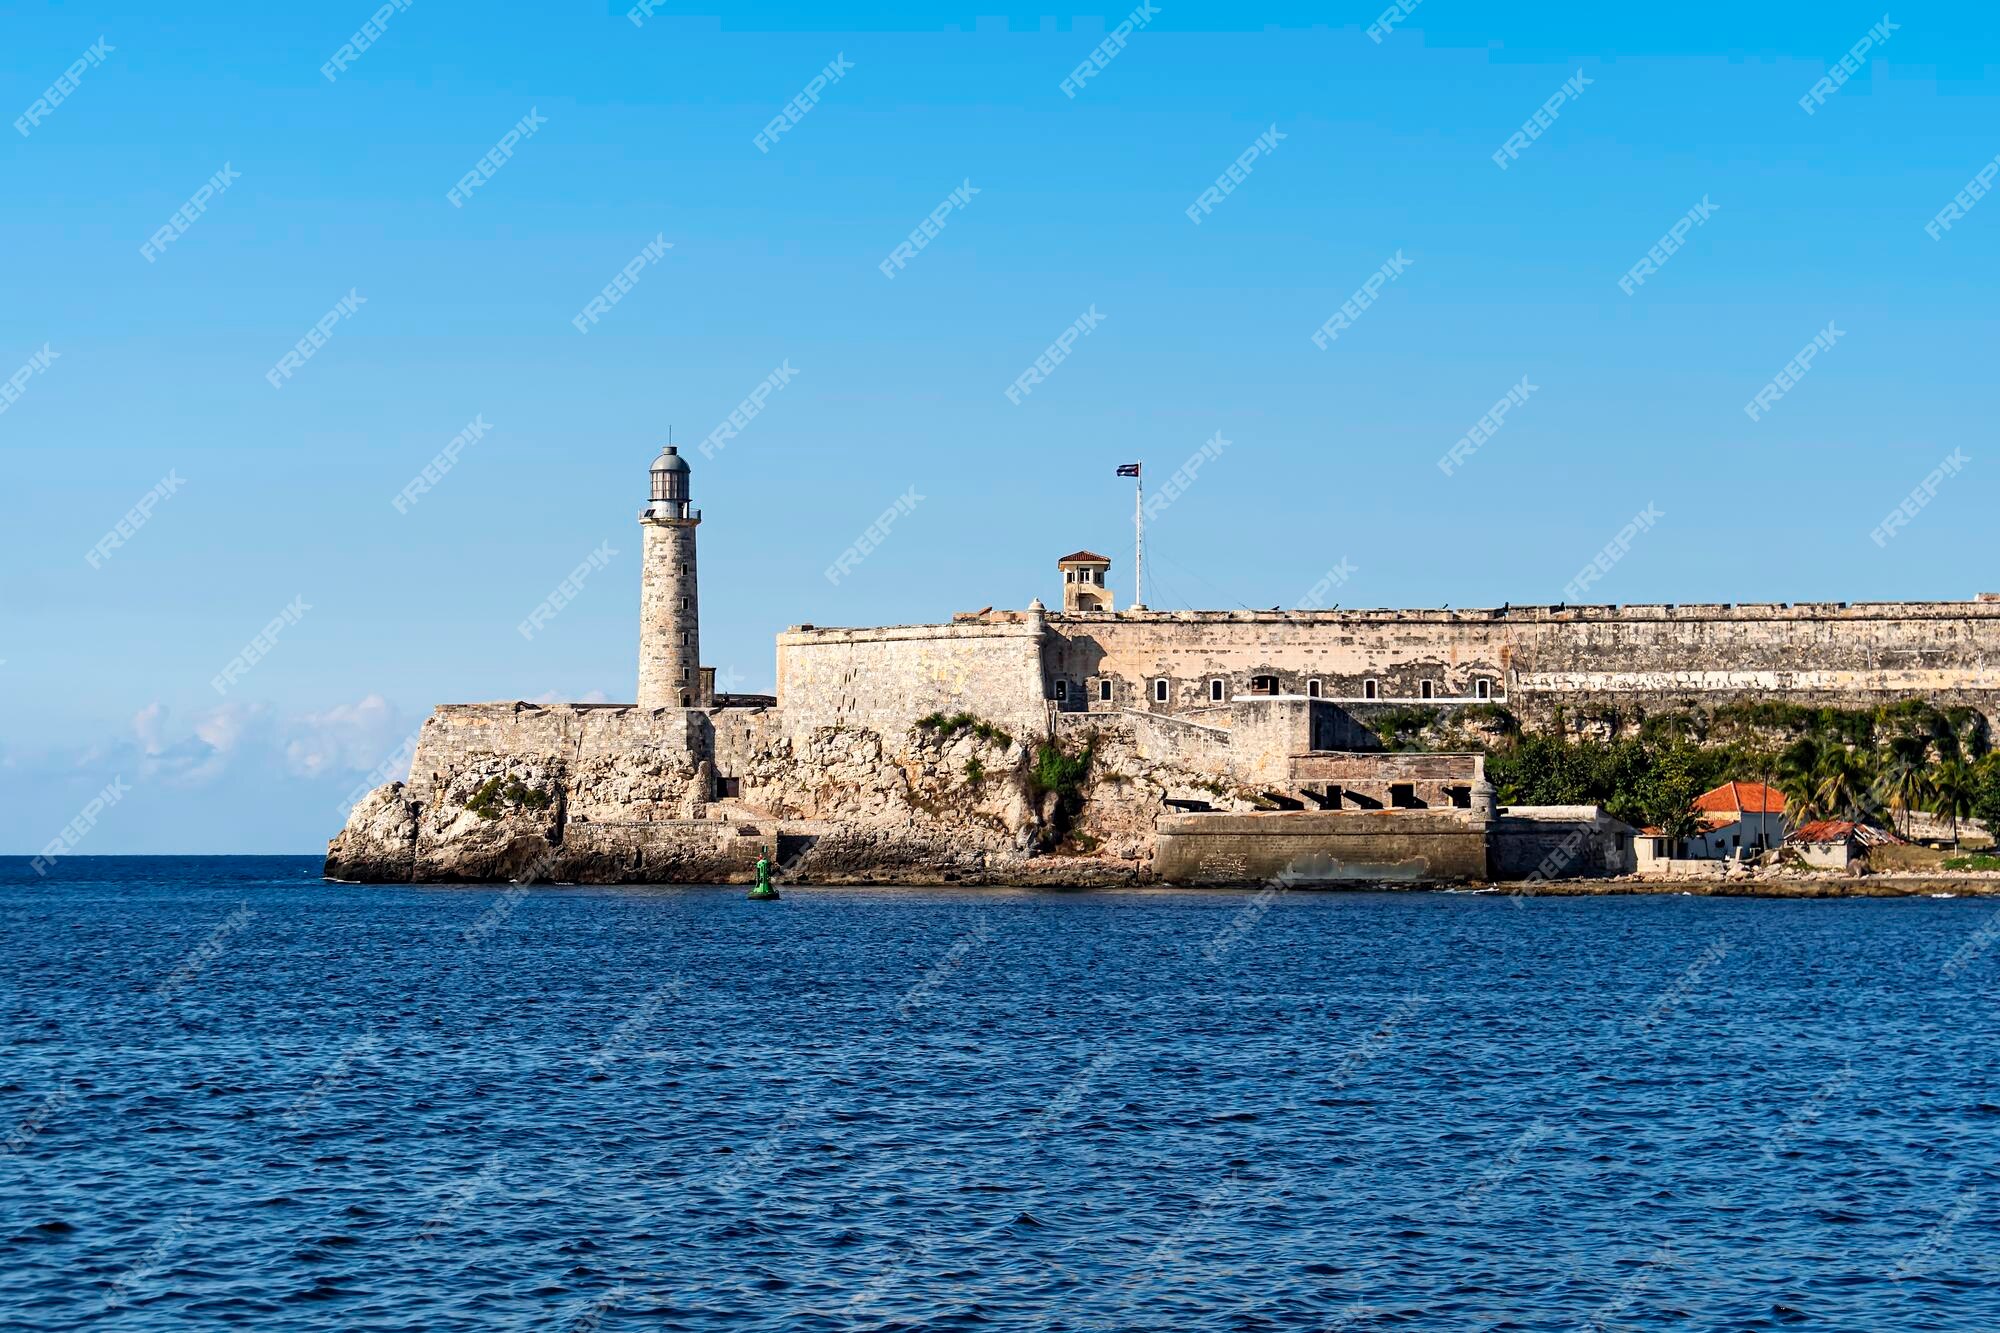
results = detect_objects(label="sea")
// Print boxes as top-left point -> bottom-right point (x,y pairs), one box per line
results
2,856 -> 1997,1330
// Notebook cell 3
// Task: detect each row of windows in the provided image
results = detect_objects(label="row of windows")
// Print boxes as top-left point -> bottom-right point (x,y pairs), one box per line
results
1052,677 -> 1496,702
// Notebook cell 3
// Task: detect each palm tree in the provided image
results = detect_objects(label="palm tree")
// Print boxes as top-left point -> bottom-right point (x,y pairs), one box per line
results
1882,737 -> 1932,839
1930,759 -> 1978,851
1814,748 -> 1873,824
1778,737 -> 1829,822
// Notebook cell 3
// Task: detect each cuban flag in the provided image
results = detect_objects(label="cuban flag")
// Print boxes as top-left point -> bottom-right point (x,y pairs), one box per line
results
1116,463 -> 1141,477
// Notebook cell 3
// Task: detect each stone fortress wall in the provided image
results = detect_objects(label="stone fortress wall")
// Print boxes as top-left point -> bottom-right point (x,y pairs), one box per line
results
343,596 -> 2000,888
773,616 -> 1050,741
773,599 -> 2000,737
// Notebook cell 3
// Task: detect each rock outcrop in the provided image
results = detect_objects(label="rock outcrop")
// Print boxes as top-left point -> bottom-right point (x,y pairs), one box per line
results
324,702 -> 1247,886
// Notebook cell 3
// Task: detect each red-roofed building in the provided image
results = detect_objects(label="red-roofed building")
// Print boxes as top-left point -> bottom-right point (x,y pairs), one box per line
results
1786,819 -> 1905,870
1057,551 -> 1115,614
1693,781 -> 1787,822
1688,780 -> 1791,858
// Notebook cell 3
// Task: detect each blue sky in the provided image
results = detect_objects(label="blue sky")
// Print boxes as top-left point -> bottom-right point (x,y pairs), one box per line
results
4,1 -> 1996,852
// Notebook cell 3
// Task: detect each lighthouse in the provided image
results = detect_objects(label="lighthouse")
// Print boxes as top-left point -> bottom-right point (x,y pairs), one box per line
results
636,445 -> 709,710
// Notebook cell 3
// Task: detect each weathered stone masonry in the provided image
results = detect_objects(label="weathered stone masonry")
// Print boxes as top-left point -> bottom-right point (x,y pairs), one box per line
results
1032,601 -> 2000,731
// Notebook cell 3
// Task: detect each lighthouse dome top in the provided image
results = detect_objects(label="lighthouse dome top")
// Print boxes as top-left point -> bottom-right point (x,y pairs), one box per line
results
644,444 -> 696,520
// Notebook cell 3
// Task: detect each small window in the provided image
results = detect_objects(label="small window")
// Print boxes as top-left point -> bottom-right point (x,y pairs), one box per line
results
1210,679 -> 1225,702
678,563 -> 688,576
1153,679 -> 1169,703
679,598 -> 690,611
1065,570 -> 1075,583
1476,679 -> 1491,700
1054,680 -> 1068,702
1098,679 -> 1112,702
679,693 -> 690,707
1307,678 -> 1322,698
1421,681 -> 1435,700
680,632 -> 690,646
1364,679 -> 1378,700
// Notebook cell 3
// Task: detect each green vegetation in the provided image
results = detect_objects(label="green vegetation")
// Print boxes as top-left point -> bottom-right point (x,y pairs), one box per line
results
466,775 -> 554,821
963,756 -> 986,787
1455,703 -> 1523,737
1943,855 -> 2000,872
1484,734 -> 1724,835
1369,707 -> 1441,752
1455,699 -> 2000,848
916,711 -> 1014,747
1028,737 -> 1096,847
1029,741 -> 1094,801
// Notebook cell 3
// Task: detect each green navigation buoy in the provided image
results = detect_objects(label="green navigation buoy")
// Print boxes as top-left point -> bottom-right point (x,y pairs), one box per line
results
748,847 -> 780,900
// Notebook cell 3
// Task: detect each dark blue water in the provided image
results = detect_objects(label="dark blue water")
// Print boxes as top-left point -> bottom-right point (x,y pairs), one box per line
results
4,858 -> 1999,1330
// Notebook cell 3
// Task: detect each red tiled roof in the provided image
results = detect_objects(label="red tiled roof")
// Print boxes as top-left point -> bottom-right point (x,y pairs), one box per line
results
1057,550 -> 1111,565
1692,781 -> 1788,816
1787,820 -> 1904,847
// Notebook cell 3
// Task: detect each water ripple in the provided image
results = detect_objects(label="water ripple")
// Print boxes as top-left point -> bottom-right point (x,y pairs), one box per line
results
2,857 -> 1998,1329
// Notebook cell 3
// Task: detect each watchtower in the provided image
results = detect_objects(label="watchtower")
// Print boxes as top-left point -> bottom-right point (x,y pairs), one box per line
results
1058,551 -> 1115,614
637,446 -> 709,709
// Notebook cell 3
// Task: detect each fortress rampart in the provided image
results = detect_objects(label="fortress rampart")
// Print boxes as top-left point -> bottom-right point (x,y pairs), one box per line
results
774,599 -> 2000,735
774,617 -> 1049,740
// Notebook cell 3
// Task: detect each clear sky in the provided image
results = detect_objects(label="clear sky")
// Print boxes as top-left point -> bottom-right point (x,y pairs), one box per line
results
4,1 -> 1996,853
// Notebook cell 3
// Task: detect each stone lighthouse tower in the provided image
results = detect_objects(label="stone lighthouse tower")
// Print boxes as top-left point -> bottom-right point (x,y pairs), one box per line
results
637,445 -> 709,710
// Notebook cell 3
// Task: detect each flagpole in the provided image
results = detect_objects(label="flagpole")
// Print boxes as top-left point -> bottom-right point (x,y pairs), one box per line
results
1134,464 -> 1144,611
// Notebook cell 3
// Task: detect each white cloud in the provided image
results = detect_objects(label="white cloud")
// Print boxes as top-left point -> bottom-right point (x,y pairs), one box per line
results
101,696 -> 409,788
133,701 -> 168,755
282,694 -> 399,778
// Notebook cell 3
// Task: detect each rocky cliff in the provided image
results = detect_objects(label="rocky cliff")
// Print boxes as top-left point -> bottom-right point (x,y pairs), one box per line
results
323,703 -> 1260,887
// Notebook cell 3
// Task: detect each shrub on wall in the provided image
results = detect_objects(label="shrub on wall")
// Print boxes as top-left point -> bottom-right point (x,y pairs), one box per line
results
915,712 -> 1013,747
466,775 -> 554,820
